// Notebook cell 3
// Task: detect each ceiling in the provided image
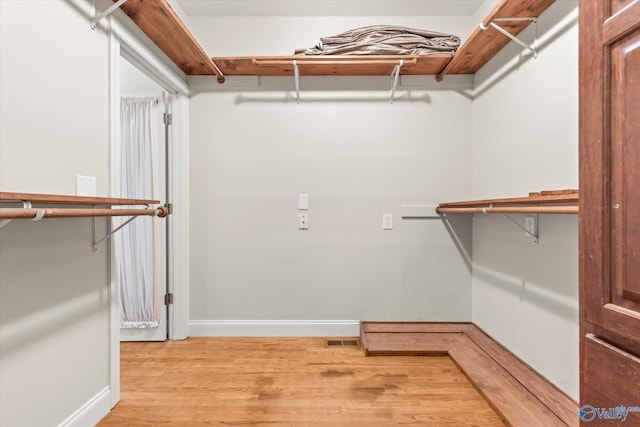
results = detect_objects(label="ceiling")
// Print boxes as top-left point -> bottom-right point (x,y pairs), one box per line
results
174,0 -> 484,17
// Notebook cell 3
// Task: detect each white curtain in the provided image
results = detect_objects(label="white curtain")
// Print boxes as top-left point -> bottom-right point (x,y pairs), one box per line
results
119,97 -> 160,329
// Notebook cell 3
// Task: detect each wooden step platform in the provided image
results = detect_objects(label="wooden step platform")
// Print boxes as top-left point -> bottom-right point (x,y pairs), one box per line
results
361,322 -> 579,427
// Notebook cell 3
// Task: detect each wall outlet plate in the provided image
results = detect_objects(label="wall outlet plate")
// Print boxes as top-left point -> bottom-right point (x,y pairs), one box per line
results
383,213 -> 393,230
298,213 -> 309,230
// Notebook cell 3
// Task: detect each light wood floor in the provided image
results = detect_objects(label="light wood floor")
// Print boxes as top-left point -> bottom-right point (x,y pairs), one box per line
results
98,337 -> 506,426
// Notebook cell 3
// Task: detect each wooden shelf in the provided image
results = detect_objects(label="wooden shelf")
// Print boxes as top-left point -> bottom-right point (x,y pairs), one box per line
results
214,54 -> 453,77
436,0 -> 556,80
436,189 -> 579,214
115,0 -> 554,81
0,192 -> 159,206
0,192 -> 167,220
117,0 -> 225,82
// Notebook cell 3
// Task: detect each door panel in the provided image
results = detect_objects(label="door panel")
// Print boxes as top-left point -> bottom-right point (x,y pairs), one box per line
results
611,30 -> 640,310
580,0 -> 640,422
582,335 -> 640,426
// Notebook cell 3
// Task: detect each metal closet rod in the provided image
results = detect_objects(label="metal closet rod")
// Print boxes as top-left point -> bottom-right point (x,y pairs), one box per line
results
0,206 -> 169,220
436,206 -> 578,214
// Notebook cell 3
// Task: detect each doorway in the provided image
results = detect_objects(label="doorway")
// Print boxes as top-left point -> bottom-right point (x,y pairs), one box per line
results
115,56 -> 172,341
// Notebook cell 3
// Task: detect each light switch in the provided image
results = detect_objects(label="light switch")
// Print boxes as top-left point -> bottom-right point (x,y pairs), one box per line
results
298,194 -> 309,210
383,213 -> 393,230
76,175 -> 96,197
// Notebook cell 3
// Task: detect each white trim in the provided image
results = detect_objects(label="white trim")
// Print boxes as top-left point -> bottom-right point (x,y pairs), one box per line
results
110,18 -> 188,95
107,13 -> 192,412
168,94 -> 190,340
189,320 -> 361,337
57,387 -> 110,427
111,18 -> 191,341
107,21 -> 121,409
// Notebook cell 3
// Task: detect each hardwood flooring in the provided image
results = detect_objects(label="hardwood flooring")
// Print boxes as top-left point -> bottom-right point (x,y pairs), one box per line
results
361,322 -> 579,426
98,337 -> 505,426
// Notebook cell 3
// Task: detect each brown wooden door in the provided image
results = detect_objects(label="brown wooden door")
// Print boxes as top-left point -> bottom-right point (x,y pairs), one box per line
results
580,0 -> 640,425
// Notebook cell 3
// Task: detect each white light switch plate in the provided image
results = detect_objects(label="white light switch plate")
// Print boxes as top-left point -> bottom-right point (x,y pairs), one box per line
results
76,175 -> 96,197
298,194 -> 309,210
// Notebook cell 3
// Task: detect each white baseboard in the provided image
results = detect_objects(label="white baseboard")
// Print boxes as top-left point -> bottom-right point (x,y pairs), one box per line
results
189,320 -> 360,337
57,386 -> 110,427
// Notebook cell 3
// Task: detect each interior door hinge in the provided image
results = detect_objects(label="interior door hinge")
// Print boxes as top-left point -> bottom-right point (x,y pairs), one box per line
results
163,113 -> 173,125
164,293 -> 174,305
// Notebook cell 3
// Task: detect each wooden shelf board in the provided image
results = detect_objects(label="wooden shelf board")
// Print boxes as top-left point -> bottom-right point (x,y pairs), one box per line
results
115,0 -> 556,80
214,55 -> 453,77
0,192 -> 160,206
117,0 -> 220,76
438,0 -> 556,78
438,190 -> 578,209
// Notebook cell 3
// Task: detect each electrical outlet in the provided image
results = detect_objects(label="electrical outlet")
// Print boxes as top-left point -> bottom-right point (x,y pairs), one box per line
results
298,213 -> 309,230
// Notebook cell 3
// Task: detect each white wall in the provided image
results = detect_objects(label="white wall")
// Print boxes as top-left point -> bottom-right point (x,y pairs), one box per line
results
186,12 -> 491,337
470,0 -> 579,400
183,8 -> 495,333
187,17 -> 478,335
188,62 -> 474,333
189,16 -> 475,57
188,2 -> 580,399
0,1 -> 111,425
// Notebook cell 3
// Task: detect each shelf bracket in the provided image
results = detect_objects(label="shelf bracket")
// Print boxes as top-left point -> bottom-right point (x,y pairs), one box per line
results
293,59 -> 300,103
480,17 -> 538,59
498,213 -> 539,243
91,0 -> 129,30
390,60 -> 404,104
92,214 -> 138,252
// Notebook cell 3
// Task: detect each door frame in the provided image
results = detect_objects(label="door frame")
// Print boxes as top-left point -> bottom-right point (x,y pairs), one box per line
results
108,16 -> 190,408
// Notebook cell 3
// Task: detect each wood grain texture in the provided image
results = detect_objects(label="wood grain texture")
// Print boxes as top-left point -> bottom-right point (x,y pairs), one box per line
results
114,0 -> 555,80
364,332 -> 463,356
449,336 -> 566,427
579,0 -> 640,418
117,0 -> 224,80
0,192 -> 159,206
437,190 -> 578,208
98,337 -> 505,426
437,0 -> 557,79
436,206 -> 578,214
582,335 -> 640,426
464,326 -> 579,425
361,321 -> 471,334
361,322 -> 579,426
214,55 -> 452,76
0,206 -> 167,219
436,190 -> 579,214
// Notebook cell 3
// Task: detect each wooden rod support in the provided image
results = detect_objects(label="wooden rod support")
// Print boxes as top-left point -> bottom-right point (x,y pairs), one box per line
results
436,206 -> 578,215
0,206 -> 168,220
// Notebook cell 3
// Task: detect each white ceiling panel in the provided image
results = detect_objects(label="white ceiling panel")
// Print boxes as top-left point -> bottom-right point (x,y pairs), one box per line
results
175,1 -> 484,17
